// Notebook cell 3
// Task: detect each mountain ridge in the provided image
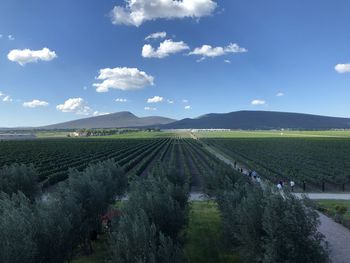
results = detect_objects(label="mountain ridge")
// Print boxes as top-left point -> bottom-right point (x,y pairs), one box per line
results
41,111 -> 176,129
38,110 -> 350,130
161,110 -> 350,130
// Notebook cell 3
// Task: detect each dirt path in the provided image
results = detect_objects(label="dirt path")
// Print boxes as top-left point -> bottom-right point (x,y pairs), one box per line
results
294,193 -> 350,200
318,213 -> 350,263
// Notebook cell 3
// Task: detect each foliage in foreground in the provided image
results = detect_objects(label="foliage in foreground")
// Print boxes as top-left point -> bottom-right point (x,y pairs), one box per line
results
0,163 -> 38,199
0,159 -> 127,263
203,167 -> 330,263
109,164 -> 190,263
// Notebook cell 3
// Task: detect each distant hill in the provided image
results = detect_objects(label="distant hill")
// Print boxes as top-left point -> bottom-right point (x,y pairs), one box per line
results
161,111 -> 350,130
42,112 -> 176,129
40,110 -> 350,130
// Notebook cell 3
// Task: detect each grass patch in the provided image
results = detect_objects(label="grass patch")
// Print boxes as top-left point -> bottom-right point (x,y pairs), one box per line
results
316,200 -> 350,221
185,201 -> 240,263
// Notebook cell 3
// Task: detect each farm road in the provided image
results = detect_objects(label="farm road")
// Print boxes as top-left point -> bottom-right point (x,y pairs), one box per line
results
295,193 -> 350,200
318,213 -> 350,263
198,139 -> 350,263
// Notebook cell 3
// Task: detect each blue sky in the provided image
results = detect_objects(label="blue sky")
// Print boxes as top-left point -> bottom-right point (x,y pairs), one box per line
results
0,0 -> 350,127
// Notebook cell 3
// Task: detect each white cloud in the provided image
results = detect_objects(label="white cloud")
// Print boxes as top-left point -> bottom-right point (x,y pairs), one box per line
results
142,39 -> 189,58
0,34 -> 3,39
111,0 -> 217,27
184,105 -> 192,110
224,59 -> 231,64
335,63 -> 350,74
93,111 -> 110,116
189,43 -> 247,58
56,98 -> 92,115
196,57 -> 206,63
251,99 -> 266,105
167,99 -> 174,104
8,35 -> 15,41
2,96 -> 13,102
93,67 -> 154,92
0,91 -> 4,97
23,99 -> 49,108
182,99 -> 189,103
145,31 -> 167,40
115,98 -> 128,103
147,96 -> 164,103
144,106 -> 157,111
8,48 -> 57,66
276,92 -> 284,97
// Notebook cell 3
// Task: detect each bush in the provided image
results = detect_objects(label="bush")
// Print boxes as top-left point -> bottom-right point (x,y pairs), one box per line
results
0,159 -> 127,262
0,192 -> 37,263
202,168 -> 329,262
0,163 -> 39,200
109,166 -> 189,263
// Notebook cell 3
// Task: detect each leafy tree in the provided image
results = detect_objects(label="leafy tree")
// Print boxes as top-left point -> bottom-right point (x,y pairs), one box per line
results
110,166 -> 189,263
0,163 -> 39,199
262,192 -> 329,263
127,175 -> 187,239
156,233 -> 185,263
0,192 -> 37,263
35,196 -> 77,263
110,209 -> 157,263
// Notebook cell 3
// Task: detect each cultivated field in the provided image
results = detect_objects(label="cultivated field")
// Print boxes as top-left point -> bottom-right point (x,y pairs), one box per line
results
197,131 -> 350,191
0,132 -> 221,191
1,130 -> 346,262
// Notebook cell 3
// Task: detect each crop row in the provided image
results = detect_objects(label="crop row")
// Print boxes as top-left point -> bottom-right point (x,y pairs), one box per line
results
203,137 -> 350,188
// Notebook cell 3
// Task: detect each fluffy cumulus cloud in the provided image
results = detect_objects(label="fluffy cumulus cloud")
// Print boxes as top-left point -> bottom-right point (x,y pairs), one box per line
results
251,99 -> 266,105
111,0 -> 217,27
93,67 -> 154,92
276,92 -> 284,97
184,105 -> 192,110
8,48 -> 57,66
56,98 -> 92,115
189,43 -> 247,58
147,96 -> 163,103
145,31 -> 167,40
142,39 -> 189,58
23,99 -> 49,108
2,96 -> 13,102
167,99 -> 174,104
335,63 -> 350,74
144,106 -> 157,111
0,91 -> 4,97
115,98 -> 128,103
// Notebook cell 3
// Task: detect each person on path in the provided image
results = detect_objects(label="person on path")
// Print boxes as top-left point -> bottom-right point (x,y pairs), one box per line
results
252,170 -> 258,179
277,183 -> 282,190
256,176 -> 261,184
279,180 -> 284,188
290,180 -> 295,192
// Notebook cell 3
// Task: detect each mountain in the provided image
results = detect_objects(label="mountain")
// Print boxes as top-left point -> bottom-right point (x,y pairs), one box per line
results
161,111 -> 350,130
42,112 -> 176,129
40,110 -> 350,130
